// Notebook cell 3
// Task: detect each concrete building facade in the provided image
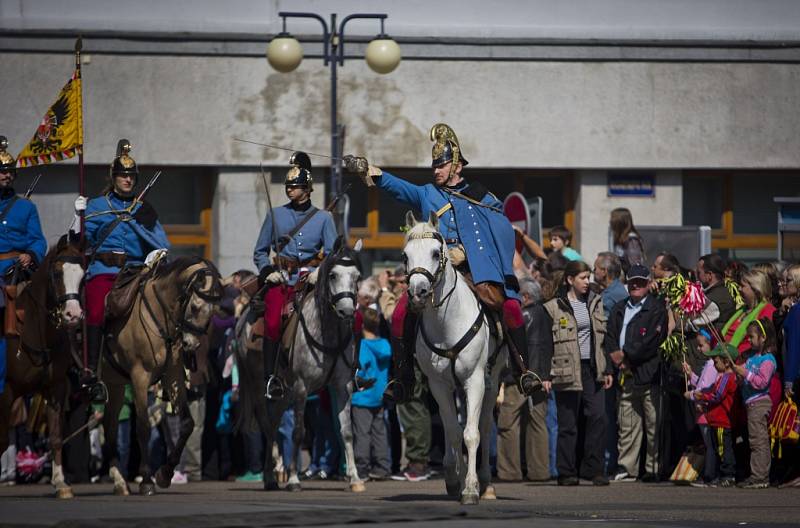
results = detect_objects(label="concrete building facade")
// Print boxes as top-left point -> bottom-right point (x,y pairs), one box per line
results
2,0 -> 800,273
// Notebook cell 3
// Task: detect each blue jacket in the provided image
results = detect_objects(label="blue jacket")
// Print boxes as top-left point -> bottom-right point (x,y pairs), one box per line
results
352,337 -> 391,408
85,193 -> 170,278
253,202 -> 337,284
784,303 -> 800,386
377,171 -> 519,299
0,189 -> 47,277
601,279 -> 629,317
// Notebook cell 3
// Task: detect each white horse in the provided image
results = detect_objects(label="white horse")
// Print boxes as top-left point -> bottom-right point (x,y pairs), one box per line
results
235,236 -> 365,492
403,211 -> 506,505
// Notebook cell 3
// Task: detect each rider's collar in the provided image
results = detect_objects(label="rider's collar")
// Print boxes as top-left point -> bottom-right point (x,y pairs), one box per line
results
109,190 -> 135,202
444,180 -> 468,192
289,199 -> 312,212
0,187 -> 14,199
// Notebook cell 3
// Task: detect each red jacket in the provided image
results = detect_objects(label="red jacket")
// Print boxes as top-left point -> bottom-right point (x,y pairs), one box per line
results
695,372 -> 738,429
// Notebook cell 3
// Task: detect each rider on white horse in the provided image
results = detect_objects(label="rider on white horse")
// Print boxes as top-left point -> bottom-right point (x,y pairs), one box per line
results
344,123 -> 539,402
253,152 -> 337,400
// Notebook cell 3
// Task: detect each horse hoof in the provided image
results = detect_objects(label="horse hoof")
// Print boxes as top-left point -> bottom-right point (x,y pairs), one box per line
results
114,483 -> 130,496
480,485 -> 497,500
446,482 -> 461,498
350,481 -> 366,493
286,483 -> 302,492
139,482 -> 156,496
155,467 -> 173,489
55,487 -> 74,500
460,493 -> 479,506
264,480 -> 280,491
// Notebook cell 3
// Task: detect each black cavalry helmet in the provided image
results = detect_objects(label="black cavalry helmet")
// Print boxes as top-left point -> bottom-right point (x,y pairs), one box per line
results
0,136 -> 17,175
109,138 -> 139,182
284,151 -> 313,190
430,123 -> 468,169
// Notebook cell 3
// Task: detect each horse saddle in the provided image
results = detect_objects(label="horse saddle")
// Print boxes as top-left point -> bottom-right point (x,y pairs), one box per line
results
245,287 -> 310,354
105,265 -> 148,323
3,281 -> 29,337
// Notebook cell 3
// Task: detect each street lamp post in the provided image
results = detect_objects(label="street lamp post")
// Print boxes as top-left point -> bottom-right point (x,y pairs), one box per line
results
266,12 -> 401,227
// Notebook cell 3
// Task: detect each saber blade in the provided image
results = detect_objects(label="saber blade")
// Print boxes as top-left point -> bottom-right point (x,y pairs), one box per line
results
233,137 -> 341,161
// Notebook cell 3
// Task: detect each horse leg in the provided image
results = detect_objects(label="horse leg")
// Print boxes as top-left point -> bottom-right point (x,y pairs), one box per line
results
428,377 -> 463,498
102,382 -> 129,496
285,381 -> 306,492
478,367 -> 498,501
460,366 -> 485,505
332,376 -> 364,492
130,368 -> 156,496
46,388 -> 73,499
0,386 -> 12,463
155,390 -> 193,489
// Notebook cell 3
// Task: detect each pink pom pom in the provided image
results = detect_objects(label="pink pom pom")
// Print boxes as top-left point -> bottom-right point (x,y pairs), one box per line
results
679,281 -> 706,316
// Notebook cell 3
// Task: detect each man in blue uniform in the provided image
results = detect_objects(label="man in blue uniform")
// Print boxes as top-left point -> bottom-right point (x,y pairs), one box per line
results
0,136 -> 47,393
73,139 -> 170,388
345,123 -> 539,402
253,151 -> 337,399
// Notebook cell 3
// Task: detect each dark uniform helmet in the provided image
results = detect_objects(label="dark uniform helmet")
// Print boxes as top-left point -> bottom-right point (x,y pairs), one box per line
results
109,139 -> 138,182
430,123 -> 468,168
284,151 -> 313,191
0,136 -> 16,176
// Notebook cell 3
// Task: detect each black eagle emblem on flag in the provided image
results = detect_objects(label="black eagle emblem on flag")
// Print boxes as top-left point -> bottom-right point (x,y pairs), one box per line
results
30,90 -> 72,155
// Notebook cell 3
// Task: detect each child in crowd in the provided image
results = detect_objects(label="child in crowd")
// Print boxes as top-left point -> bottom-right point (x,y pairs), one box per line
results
683,330 -> 719,484
685,339 -> 738,487
549,225 -> 583,262
352,308 -> 392,481
731,318 -> 778,489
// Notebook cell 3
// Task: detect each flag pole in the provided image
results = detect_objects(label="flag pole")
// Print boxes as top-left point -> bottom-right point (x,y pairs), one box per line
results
75,36 -> 89,374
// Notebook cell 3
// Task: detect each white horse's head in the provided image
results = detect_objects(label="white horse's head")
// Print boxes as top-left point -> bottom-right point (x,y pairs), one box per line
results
319,236 -> 363,319
403,211 -> 448,312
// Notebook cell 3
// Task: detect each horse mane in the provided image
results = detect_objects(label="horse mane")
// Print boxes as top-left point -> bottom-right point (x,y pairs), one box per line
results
153,255 -> 220,281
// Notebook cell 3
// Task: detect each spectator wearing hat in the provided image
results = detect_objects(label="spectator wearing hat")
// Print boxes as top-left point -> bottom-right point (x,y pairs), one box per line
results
606,264 -> 668,482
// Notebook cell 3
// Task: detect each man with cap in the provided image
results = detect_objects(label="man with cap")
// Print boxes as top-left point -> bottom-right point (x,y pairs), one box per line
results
605,264 -> 668,482
0,136 -> 47,394
253,152 -> 337,400
344,123 -> 539,402
72,139 -> 170,391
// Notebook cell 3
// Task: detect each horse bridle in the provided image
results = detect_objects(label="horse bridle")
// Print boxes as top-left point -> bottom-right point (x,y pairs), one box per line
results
325,250 -> 359,313
405,230 -> 455,308
174,267 -> 223,336
48,254 -> 85,327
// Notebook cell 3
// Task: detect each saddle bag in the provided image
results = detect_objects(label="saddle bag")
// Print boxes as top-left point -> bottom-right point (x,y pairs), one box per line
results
461,272 -> 505,312
105,265 -> 147,322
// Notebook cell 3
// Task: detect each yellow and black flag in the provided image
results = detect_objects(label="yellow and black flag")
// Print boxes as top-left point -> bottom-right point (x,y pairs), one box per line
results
16,68 -> 83,167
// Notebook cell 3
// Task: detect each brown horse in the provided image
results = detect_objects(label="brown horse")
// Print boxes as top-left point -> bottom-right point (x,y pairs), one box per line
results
100,256 -> 222,496
0,235 -> 85,499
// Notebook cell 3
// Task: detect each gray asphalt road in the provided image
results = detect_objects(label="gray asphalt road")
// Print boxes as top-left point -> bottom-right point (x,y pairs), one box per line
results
0,478 -> 797,527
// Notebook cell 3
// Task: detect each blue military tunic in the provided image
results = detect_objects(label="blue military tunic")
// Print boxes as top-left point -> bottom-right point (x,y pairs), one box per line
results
84,192 -> 171,279
0,189 -> 47,277
377,171 -> 519,300
0,188 -> 47,394
253,202 -> 337,285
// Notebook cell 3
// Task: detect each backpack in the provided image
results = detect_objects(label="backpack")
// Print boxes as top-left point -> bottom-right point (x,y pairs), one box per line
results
769,399 -> 800,458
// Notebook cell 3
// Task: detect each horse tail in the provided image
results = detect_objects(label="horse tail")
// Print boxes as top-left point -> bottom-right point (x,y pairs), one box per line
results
232,313 -> 262,434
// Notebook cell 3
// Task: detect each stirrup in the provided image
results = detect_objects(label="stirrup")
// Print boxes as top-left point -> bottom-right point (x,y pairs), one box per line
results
83,379 -> 109,404
265,376 -> 286,400
519,371 -> 543,396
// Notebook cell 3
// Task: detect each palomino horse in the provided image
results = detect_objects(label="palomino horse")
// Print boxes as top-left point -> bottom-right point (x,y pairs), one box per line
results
235,236 -> 364,492
403,211 -> 506,505
100,256 -> 222,496
0,235 -> 85,498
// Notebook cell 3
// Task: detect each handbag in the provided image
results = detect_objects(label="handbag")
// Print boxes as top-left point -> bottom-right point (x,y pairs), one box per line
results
669,449 -> 704,484
769,399 -> 799,459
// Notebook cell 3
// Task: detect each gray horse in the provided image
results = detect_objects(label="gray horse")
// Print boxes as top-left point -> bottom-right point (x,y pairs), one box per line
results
235,236 -> 365,492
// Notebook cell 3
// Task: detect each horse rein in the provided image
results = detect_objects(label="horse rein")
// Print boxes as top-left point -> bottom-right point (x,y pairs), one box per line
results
405,230 -> 457,309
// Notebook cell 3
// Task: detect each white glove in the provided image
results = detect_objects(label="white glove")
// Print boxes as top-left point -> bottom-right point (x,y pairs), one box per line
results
307,268 -> 319,285
266,271 -> 285,284
74,196 -> 88,213
145,248 -> 168,268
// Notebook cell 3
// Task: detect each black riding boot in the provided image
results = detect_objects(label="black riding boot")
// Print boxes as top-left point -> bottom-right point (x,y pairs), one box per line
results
263,337 -> 286,400
81,325 -> 108,402
383,312 -> 418,404
506,324 -> 542,396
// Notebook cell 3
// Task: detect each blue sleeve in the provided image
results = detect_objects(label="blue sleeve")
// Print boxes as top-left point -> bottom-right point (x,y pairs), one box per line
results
25,203 -> 47,263
321,212 -> 338,255
253,213 -> 273,272
129,218 -> 171,251
374,339 -> 392,364
377,171 -> 426,211
784,305 -> 800,384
